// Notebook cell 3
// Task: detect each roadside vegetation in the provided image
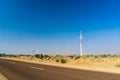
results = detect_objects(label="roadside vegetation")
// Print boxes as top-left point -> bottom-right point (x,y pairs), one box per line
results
0,53 -> 120,67
55,55 -> 66,63
67,55 -> 81,60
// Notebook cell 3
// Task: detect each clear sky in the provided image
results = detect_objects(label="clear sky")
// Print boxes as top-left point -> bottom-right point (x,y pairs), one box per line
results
0,0 -> 120,55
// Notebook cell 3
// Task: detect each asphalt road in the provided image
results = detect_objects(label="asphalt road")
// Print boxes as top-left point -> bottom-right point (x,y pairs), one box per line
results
0,58 -> 120,80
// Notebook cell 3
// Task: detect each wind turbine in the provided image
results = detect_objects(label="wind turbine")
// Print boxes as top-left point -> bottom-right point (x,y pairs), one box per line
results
79,32 -> 83,56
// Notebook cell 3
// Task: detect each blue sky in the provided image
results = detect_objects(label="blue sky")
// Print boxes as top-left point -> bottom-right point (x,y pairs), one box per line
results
0,0 -> 120,55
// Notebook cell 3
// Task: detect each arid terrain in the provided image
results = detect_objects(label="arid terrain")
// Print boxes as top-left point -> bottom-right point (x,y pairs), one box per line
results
1,54 -> 120,74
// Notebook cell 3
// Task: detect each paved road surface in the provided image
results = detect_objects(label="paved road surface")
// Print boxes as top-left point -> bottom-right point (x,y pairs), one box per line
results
0,58 -> 120,80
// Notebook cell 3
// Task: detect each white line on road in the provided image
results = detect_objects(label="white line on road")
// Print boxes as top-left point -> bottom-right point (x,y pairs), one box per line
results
10,62 -> 16,64
30,66 -> 44,71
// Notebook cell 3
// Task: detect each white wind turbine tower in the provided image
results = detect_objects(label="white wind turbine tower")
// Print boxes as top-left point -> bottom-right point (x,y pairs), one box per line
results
79,32 -> 83,56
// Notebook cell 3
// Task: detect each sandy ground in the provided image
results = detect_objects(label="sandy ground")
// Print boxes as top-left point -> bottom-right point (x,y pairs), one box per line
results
1,57 -> 120,74
0,73 -> 8,80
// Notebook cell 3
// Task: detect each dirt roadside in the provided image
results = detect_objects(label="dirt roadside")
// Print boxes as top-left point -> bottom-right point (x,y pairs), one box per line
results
0,73 -> 8,80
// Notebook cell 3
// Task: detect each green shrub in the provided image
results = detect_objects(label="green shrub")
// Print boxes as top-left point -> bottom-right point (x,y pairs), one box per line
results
60,58 -> 66,63
26,55 -> 30,57
34,54 -> 43,59
39,54 -> 44,59
4,54 -> 18,57
73,55 -> 81,60
55,55 -> 66,63
44,55 -> 49,57
68,55 -> 81,60
43,55 -> 51,59
55,58 -> 66,63
35,54 -> 40,58
99,54 -> 107,58
94,55 -> 98,58
0,54 -> 2,57
111,55 -> 118,57
56,59 -> 59,62
0,53 -> 6,57
68,55 -> 74,59
55,55 -> 62,58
